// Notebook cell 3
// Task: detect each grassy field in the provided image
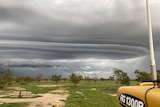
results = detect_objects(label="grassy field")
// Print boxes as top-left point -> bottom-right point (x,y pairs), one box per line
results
0,80 -> 137,107
0,103 -> 28,107
65,80 -> 121,107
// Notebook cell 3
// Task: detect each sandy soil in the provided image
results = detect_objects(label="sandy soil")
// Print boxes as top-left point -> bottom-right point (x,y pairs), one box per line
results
0,88 -> 69,107
36,85 -> 64,88
108,93 -> 116,96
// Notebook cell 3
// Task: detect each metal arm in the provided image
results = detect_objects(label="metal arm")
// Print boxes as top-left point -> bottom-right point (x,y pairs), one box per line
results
146,0 -> 157,80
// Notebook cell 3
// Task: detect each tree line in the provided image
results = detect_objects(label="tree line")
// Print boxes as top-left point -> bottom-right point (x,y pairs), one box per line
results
0,68 -> 160,89
111,69 -> 160,86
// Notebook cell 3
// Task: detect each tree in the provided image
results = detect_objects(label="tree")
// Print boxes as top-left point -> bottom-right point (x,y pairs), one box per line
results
79,75 -> 83,80
157,70 -> 160,80
134,70 -> 151,82
61,77 -> 67,82
35,73 -> 43,83
15,76 -> 24,84
70,73 -> 80,87
109,76 -> 114,81
15,76 -> 33,85
51,74 -> 61,83
100,78 -> 106,81
23,76 -> 33,84
121,72 -> 130,85
3,68 -> 13,85
113,68 -> 130,86
0,68 -> 13,89
92,73 -> 98,83
84,76 -> 91,82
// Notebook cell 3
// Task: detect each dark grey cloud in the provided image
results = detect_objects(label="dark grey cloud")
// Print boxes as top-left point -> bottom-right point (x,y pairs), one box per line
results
0,40 -> 149,60
0,0 -> 160,78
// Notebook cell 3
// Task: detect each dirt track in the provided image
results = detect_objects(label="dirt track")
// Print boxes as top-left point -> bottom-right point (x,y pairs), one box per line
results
0,88 -> 69,107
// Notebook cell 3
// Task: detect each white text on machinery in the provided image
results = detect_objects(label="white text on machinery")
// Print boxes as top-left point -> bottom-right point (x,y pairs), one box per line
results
119,94 -> 145,107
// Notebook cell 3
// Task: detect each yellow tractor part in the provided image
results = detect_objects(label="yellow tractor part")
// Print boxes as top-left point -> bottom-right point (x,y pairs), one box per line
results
116,82 -> 160,107
52,103 -> 60,107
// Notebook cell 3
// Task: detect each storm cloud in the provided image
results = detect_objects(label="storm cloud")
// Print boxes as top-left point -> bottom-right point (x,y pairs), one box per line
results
0,0 -> 160,78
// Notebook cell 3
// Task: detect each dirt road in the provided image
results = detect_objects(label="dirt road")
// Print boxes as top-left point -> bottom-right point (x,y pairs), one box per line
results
0,90 -> 69,107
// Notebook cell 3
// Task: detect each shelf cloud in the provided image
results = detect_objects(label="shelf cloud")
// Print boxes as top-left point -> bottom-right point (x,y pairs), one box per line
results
0,0 -> 160,78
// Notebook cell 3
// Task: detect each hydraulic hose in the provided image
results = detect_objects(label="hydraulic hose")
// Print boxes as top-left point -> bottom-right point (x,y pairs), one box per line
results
144,82 -> 156,107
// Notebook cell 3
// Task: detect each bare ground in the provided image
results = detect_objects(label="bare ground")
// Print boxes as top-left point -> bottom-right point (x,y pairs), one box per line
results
0,86 -> 69,107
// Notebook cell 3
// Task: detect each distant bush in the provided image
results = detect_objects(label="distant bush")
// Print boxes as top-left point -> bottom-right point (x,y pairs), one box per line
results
0,68 -> 13,89
20,82 -> 28,85
0,84 -> 4,89
70,73 -> 81,87
0,80 -> 6,89
113,68 -> 130,86
18,90 -> 23,98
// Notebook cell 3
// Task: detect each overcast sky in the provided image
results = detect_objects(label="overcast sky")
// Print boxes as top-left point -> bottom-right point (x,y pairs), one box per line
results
0,0 -> 160,78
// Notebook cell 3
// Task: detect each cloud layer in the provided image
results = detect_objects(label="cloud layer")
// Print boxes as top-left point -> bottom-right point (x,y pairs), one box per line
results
0,0 -> 160,78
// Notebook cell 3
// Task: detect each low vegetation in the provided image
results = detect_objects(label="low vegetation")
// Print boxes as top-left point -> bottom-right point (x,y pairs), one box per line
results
0,102 -> 28,107
65,80 -> 121,107
0,79 -> 139,107
0,68 -> 157,107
